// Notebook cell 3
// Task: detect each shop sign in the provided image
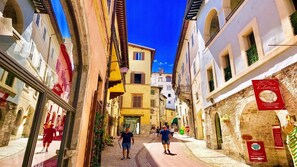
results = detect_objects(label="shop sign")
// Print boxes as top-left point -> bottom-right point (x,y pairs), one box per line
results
241,134 -> 253,140
247,141 -> 267,162
252,79 -> 285,110
272,125 -> 284,149
0,17 -> 13,36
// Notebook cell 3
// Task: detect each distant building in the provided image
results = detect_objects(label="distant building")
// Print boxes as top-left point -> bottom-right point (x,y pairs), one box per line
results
120,43 -> 155,135
151,71 -> 175,109
150,86 -> 162,129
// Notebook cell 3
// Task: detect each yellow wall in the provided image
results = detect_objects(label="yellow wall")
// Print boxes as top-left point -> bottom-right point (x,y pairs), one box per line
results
120,44 -> 154,135
166,109 -> 176,125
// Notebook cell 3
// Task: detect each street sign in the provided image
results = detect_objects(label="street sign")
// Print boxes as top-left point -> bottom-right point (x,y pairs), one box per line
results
247,141 -> 267,162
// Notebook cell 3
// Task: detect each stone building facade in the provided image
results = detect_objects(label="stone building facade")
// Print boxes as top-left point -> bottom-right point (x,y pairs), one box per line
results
173,0 -> 297,166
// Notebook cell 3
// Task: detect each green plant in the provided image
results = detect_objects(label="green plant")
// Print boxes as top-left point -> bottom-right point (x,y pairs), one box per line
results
290,11 -> 297,35
91,113 -> 104,167
224,66 -> 232,81
246,44 -> 258,66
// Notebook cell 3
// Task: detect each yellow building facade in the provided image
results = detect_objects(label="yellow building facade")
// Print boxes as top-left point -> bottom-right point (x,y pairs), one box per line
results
120,43 -> 155,135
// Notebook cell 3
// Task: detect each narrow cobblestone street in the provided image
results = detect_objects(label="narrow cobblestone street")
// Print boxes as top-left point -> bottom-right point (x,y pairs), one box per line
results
101,133 -> 250,167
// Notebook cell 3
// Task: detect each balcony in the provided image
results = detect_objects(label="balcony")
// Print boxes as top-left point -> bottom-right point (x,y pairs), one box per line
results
246,44 -> 258,66
176,85 -> 191,103
290,11 -> 297,35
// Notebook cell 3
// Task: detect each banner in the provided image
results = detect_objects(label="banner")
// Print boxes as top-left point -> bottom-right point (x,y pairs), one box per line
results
252,79 -> 285,110
247,141 -> 267,162
272,125 -> 284,149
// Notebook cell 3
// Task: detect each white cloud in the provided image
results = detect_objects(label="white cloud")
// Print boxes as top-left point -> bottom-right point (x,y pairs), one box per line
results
154,59 -> 158,62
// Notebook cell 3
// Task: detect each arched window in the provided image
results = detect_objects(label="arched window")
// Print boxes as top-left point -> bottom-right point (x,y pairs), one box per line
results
3,0 -> 24,33
204,9 -> 220,46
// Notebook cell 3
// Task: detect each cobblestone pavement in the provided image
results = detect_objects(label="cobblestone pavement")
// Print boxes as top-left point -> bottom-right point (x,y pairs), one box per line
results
101,134 -> 155,167
101,133 -> 251,167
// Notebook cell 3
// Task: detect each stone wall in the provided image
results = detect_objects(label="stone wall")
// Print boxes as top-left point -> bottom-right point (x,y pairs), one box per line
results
204,62 -> 297,166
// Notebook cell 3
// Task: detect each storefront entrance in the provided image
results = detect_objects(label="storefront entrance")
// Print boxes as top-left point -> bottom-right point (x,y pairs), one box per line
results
124,116 -> 140,134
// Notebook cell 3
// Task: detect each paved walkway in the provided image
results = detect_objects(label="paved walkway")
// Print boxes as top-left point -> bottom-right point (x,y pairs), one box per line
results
101,133 -> 250,167
174,133 -> 250,167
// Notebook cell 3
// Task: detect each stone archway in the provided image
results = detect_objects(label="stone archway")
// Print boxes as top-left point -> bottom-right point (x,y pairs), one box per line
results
12,108 -> 23,136
240,102 -> 291,166
197,109 -> 204,139
215,113 -> 223,149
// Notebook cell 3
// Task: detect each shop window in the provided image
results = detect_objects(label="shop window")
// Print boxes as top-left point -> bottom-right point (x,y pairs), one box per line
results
132,94 -> 142,108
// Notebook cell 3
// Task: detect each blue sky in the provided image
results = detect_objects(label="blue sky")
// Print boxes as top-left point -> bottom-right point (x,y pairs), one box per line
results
52,0 -> 187,73
51,0 -> 71,38
126,0 -> 187,73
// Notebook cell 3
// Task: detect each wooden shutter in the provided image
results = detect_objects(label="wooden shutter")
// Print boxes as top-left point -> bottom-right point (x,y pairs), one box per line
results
133,52 -> 136,60
130,72 -> 134,83
141,73 -> 145,84
142,52 -> 145,60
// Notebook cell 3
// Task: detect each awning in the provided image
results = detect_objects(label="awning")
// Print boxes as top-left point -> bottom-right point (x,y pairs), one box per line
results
185,0 -> 203,20
171,118 -> 178,125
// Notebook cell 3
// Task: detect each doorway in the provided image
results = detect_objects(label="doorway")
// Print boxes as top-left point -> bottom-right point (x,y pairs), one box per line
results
215,113 -> 223,149
124,116 -> 140,134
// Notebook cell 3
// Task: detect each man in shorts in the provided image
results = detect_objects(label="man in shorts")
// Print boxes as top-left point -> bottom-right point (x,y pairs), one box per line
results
160,125 -> 172,154
118,127 -> 134,160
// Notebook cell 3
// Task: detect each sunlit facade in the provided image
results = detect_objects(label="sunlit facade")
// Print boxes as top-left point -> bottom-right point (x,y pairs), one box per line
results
173,0 -> 297,166
119,43 -> 155,135
0,0 -> 128,166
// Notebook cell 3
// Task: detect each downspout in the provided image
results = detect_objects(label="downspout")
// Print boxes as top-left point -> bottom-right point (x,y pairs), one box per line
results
187,41 -> 197,139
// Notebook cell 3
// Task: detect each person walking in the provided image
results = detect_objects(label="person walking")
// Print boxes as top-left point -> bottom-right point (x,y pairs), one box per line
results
160,125 -> 172,154
42,123 -> 56,152
118,127 -> 134,160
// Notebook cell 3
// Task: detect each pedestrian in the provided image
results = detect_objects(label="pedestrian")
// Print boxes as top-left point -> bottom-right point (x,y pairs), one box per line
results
160,125 -> 171,154
170,126 -> 175,137
118,127 -> 134,160
42,123 -> 56,152
156,127 -> 160,137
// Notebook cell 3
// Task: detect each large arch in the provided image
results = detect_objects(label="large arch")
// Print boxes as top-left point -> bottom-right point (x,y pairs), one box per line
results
239,101 -> 292,166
